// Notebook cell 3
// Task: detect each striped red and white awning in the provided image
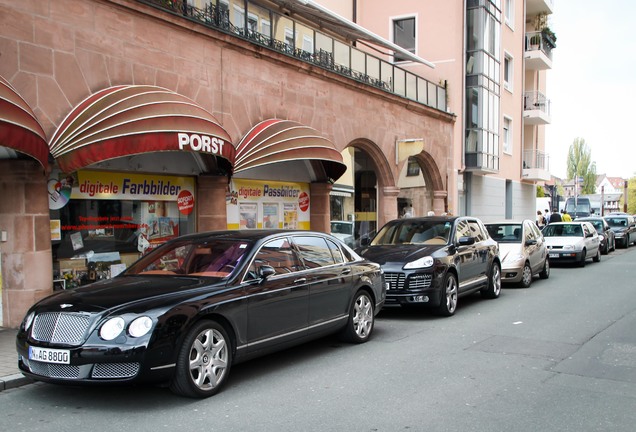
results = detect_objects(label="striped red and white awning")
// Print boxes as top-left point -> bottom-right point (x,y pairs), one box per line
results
234,119 -> 346,181
49,85 -> 234,173
0,75 -> 48,169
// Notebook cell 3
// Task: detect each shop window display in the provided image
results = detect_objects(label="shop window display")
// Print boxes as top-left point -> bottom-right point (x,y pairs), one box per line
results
51,199 -> 194,286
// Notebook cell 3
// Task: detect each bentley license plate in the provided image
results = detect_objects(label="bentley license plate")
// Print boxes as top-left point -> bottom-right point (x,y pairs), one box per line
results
29,346 -> 70,364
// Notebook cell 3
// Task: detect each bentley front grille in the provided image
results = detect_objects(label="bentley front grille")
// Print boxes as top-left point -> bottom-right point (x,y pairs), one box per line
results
31,312 -> 90,345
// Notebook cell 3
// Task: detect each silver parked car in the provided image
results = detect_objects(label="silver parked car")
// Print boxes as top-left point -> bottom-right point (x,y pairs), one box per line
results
485,220 -> 549,287
542,221 -> 601,267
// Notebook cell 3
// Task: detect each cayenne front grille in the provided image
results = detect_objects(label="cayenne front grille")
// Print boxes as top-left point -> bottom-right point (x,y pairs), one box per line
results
407,274 -> 432,290
31,312 -> 90,345
384,272 -> 406,290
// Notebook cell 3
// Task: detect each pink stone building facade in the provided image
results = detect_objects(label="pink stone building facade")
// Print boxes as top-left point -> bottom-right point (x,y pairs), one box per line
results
0,0 -> 454,327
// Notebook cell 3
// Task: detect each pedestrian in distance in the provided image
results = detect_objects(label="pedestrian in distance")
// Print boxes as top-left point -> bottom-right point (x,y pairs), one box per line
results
536,210 -> 546,228
561,209 -> 572,222
549,207 -> 562,224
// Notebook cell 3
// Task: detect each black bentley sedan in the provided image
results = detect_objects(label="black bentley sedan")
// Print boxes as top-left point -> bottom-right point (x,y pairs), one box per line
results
357,216 -> 500,316
16,230 -> 385,398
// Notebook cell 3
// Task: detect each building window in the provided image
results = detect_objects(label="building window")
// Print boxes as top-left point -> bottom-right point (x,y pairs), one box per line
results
504,0 -> 514,28
503,116 -> 512,154
392,16 -> 416,62
233,5 -> 245,30
285,28 -> 294,48
406,157 -> 420,176
503,52 -> 513,91
261,19 -> 271,37
247,13 -> 258,32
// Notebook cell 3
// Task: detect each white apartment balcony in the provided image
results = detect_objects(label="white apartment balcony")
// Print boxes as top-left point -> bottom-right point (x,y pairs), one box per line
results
526,0 -> 554,16
524,91 -> 551,125
522,150 -> 551,181
525,32 -> 554,70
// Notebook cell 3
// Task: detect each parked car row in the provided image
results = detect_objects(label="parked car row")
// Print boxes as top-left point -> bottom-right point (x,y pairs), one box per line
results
15,213 -> 634,399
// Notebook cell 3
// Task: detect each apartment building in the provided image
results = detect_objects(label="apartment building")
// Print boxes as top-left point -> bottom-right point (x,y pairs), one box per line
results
318,0 -> 554,221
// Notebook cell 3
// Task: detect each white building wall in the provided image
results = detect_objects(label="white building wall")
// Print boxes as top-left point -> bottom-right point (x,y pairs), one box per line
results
470,176 -> 535,222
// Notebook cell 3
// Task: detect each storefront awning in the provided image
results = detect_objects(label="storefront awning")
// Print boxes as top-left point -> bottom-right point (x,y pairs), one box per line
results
234,119 -> 347,182
49,85 -> 234,173
0,75 -> 48,169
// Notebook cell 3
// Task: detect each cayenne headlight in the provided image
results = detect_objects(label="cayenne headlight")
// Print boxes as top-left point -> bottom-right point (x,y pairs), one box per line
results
404,256 -> 434,269
100,317 -> 125,341
23,311 -> 35,331
129,316 -> 153,338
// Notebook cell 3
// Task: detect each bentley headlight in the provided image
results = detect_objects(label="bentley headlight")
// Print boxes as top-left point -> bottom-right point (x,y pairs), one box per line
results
129,316 -> 153,338
404,256 -> 434,269
23,311 -> 35,331
100,317 -> 125,341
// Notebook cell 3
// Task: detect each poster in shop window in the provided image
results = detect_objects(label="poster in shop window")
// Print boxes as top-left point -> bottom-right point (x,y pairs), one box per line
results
239,203 -> 258,229
226,179 -> 310,230
262,203 -> 279,229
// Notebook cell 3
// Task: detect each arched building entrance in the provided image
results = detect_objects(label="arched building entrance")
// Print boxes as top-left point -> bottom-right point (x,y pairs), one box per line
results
397,152 -> 448,217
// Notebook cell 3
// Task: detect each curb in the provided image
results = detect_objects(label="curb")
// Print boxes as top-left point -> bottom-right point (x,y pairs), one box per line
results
0,374 -> 33,392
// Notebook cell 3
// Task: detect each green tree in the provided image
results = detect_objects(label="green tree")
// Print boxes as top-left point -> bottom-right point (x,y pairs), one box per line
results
536,185 -> 545,197
566,137 -> 597,194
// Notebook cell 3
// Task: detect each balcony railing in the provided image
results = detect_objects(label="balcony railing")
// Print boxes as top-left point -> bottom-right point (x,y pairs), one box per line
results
525,31 -> 555,60
139,0 -> 447,112
522,149 -> 549,171
524,90 -> 551,115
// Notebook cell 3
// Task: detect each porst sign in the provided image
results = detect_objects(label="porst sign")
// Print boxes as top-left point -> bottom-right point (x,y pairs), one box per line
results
178,133 -> 226,155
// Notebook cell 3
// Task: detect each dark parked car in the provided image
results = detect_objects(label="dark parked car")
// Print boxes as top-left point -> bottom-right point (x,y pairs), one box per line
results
604,214 -> 636,248
357,216 -> 501,316
577,216 -> 615,254
16,230 -> 385,398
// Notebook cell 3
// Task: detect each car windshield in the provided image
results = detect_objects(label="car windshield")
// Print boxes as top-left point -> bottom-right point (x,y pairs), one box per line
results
543,224 -> 583,237
565,201 -> 591,214
587,220 -> 603,232
331,222 -> 353,235
606,218 -> 628,228
124,238 -> 253,278
371,220 -> 452,246
486,224 -> 522,243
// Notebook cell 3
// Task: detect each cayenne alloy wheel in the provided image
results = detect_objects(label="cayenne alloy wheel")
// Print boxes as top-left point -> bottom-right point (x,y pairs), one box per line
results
437,273 -> 458,316
482,262 -> 501,298
170,320 -> 232,398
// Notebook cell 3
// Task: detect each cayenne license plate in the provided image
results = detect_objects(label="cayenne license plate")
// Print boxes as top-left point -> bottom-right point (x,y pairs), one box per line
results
29,346 -> 70,364
549,253 -> 559,258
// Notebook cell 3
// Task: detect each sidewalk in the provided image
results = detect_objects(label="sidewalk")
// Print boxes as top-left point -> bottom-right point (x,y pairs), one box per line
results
0,327 -> 33,391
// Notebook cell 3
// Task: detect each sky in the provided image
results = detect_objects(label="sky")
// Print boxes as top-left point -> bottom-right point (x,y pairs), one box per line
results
546,0 -> 636,180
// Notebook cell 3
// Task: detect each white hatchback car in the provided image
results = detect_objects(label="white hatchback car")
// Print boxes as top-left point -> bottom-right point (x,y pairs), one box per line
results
485,220 -> 549,287
542,221 -> 601,267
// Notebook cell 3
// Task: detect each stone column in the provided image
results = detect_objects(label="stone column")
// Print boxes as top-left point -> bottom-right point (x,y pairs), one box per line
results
309,182 -> 332,233
197,175 -> 229,232
0,160 -> 52,328
433,190 -> 448,215
379,186 -> 401,227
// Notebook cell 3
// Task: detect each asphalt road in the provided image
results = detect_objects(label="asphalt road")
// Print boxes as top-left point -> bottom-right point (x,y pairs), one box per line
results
2,248 -> 636,432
